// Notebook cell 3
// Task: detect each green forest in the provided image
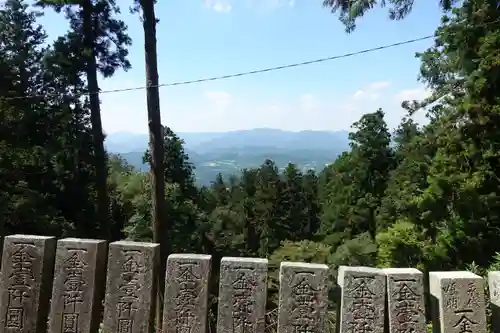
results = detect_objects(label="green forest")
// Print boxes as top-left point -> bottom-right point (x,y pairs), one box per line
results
2,0 -> 500,330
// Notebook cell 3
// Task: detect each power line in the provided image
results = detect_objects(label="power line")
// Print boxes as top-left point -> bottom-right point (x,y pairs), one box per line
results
3,34 -> 434,101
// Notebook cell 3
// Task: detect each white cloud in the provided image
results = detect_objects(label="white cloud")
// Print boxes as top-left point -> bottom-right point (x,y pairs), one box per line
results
352,81 -> 391,101
98,73 -> 426,135
300,93 -> 320,112
353,90 -> 379,101
368,81 -> 390,90
205,0 -> 293,12
257,0 -> 295,8
204,91 -> 233,107
394,88 -> 431,102
204,0 -> 232,13
353,90 -> 364,98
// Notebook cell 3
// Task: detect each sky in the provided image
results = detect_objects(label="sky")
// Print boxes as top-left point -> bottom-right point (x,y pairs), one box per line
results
36,0 -> 444,134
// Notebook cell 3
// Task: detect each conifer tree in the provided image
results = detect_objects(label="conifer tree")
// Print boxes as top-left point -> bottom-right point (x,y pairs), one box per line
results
38,0 -> 132,239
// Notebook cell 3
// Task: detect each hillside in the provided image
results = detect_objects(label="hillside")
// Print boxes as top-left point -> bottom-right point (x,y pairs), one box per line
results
106,129 -> 350,185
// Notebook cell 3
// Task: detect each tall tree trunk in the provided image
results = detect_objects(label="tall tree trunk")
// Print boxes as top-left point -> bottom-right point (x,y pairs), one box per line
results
139,0 -> 167,329
82,0 -> 110,240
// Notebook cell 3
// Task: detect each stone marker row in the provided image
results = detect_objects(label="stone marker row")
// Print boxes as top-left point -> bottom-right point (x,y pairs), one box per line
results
336,266 -> 490,333
0,235 -> 330,333
0,234 -> 496,333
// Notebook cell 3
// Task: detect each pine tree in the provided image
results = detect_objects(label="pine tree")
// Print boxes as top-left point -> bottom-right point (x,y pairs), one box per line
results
407,0 -> 500,267
322,0 -> 457,32
38,0 -> 132,239
0,0 -> 97,237
318,110 -> 394,243
280,163 -> 307,240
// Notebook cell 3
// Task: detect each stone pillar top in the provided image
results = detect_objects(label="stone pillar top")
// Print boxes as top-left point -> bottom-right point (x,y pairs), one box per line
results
58,238 -> 106,243
221,257 -> 267,264
338,265 -> 382,286
109,240 -> 159,248
168,253 -> 211,260
383,267 -> 423,274
430,271 -> 482,279
280,261 -> 329,269
5,234 -> 54,240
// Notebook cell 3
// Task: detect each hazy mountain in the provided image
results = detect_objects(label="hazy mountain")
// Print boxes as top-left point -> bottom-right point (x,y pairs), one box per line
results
106,128 -> 350,185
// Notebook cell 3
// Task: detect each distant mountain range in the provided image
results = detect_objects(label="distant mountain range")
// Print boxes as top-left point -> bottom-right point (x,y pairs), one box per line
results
105,128 -> 350,186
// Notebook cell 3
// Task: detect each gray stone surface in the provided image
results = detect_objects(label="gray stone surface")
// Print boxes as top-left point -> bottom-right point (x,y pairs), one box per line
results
217,257 -> 268,333
337,266 -> 386,333
103,241 -> 159,333
163,254 -> 212,333
0,235 -> 56,333
0,237 -> 4,271
48,238 -> 107,333
488,271 -> 500,333
277,262 -> 329,333
429,271 -> 486,333
384,268 -> 425,333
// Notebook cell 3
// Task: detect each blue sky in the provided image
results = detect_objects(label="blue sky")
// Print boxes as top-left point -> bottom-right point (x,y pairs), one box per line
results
36,0 -> 444,134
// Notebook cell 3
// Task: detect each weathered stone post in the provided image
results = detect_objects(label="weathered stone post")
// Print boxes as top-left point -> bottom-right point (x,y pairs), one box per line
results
0,235 -> 57,333
429,271 -> 486,333
48,238 -> 108,333
103,241 -> 159,333
277,262 -> 329,333
0,236 -> 4,270
488,271 -> 500,333
383,268 -> 425,333
217,257 -> 268,333
337,266 -> 386,333
163,254 -> 211,333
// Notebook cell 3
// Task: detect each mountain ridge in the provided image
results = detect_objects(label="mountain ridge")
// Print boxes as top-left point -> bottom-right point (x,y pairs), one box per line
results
106,128 -> 350,185
105,128 -> 350,153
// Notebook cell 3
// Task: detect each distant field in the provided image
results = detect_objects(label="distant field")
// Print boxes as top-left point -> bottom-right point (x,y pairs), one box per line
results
106,128 -> 350,186
118,148 -> 341,186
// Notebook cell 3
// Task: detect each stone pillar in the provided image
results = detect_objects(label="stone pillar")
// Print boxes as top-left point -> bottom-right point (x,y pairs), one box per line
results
337,266 -> 386,333
489,271 -> 500,333
217,257 -> 268,333
277,262 -> 329,333
429,271 -> 486,333
383,268 -> 425,333
0,236 -> 4,270
163,254 -> 211,333
103,241 -> 159,333
0,235 -> 57,333
48,238 -> 108,333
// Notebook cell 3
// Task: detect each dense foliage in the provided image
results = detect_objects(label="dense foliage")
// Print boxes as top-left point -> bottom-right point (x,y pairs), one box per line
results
2,0 -> 500,330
